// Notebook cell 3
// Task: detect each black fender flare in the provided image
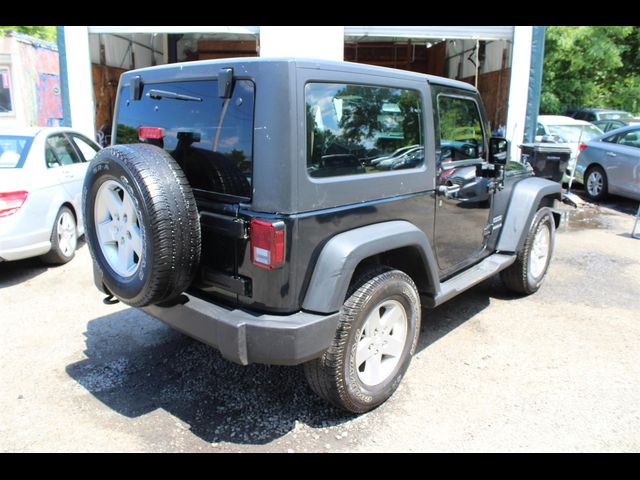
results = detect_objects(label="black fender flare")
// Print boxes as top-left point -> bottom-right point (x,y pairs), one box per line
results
302,220 -> 439,314
497,176 -> 561,253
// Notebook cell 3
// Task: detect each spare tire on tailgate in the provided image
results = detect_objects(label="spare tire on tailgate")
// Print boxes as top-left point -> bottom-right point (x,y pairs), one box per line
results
83,143 -> 201,307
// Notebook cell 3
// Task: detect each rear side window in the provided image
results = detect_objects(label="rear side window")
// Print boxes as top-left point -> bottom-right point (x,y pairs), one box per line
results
70,134 -> 100,162
115,79 -> 255,199
305,83 -> 423,178
45,134 -> 80,167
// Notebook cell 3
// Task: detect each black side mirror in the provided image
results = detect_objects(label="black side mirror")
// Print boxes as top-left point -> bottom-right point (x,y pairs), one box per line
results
488,136 -> 508,165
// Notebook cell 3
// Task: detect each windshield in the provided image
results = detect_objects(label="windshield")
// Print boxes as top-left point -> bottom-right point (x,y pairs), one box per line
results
600,112 -> 633,120
546,124 -> 602,143
0,135 -> 33,168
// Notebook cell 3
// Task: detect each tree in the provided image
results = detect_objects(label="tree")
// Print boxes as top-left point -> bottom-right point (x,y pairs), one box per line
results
0,26 -> 56,42
541,26 -> 640,115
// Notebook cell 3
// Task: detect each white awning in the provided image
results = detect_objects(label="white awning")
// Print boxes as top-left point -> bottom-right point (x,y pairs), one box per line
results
87,26 -> 260,35
345,26 -> 514,41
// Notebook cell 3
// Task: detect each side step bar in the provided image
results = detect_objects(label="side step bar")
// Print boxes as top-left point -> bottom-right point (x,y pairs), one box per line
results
423,253 -> 517,308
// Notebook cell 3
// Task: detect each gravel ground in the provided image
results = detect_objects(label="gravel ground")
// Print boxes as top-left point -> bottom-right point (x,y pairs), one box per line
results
1,190 -> 639,452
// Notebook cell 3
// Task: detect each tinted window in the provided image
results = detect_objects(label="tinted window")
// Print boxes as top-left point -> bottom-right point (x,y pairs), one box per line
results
617,130 -> 640,148
305,83 -> 423,177
436,95 -> 485,162
600,111 -> 632,120
70,134 -> 100,162
536,123 -> 546,136
45,134 -> 80,167
546,124 -> 602,143
115,79 -> 255,199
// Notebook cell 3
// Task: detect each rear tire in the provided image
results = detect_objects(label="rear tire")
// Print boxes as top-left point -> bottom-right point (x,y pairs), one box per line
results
41,206 -> 77,265
501,207 -> 555,295
83,143 -> 201,307
304,267 -> 421,413
584,165 -> 608,201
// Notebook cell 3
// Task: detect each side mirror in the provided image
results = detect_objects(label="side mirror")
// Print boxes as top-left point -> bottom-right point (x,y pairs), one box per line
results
488,136 -> 508,165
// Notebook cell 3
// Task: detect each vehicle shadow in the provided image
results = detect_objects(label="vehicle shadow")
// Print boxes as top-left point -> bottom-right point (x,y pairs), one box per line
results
417,275 -> 506,352
0,257 -> 49,288
0,240 -> 86,289
66,275 -> 506,446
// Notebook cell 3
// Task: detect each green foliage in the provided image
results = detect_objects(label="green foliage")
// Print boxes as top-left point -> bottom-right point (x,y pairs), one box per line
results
0,26 -> 56,42
541,26 -> 640,115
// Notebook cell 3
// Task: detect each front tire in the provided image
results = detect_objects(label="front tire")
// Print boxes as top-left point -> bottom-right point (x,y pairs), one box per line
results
501,207 -> 555,295
304,268 -> 421,413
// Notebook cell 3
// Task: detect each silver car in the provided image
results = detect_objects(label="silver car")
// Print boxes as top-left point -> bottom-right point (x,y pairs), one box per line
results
0,127 -> 101,263
575,125 -> 640,201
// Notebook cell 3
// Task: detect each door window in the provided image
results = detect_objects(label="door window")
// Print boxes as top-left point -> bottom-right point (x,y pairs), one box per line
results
436,95 -> 485,163
616,130 -> 640,149
45,134 -> 80,168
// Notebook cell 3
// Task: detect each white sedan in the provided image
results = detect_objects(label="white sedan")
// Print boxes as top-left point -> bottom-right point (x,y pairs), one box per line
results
0,127 -> 101,263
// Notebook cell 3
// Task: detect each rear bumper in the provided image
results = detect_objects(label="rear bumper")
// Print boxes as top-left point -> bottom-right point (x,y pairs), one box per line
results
141,294 -> 340,366
0,240 -> 50,261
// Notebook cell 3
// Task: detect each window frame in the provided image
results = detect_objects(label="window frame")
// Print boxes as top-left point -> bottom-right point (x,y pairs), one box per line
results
304,81 -> 426,180
44,132 -> 82,168
0,66 -> 15,116
434,91 -> 487,167
67,133 -> 100,162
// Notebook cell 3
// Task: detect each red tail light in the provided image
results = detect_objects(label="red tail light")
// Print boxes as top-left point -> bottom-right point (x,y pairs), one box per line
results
250,218 -> 285,270
578,143 -> 588,152
0,191 -> 28,217
138,126 -> 164,140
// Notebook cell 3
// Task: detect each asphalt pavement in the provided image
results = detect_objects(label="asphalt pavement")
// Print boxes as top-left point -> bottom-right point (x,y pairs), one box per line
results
1,190 -> 639,452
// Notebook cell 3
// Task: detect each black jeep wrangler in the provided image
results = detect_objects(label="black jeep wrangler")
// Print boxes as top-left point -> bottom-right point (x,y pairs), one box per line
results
83,58 -> 561,413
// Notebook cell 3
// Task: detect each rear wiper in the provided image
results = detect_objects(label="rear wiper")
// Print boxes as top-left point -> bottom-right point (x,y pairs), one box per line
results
146,89 -> 202,102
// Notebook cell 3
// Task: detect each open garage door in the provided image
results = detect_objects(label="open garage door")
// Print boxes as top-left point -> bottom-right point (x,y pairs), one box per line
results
86,28 -> 259,146
344,26 -> 514,132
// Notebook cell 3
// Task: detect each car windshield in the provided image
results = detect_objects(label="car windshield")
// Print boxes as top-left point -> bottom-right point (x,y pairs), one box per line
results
0,135 -> 33,168
600,112 -> 633,120
546,124 -> 602,143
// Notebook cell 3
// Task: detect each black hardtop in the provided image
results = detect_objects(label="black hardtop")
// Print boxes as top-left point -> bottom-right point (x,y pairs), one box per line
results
115,57 -> 478,215
119,57 -> 476,92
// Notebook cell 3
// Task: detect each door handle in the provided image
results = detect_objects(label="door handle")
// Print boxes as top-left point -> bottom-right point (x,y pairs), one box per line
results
606,151 -> 617,157
437,184 -> 461,198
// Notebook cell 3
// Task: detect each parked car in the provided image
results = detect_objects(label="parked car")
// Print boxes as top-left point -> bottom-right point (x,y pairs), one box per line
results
574,124 -> 640,201
564,108 -> 634,122
536,115 -> 603,182
0,127 -> 101,263
374,146 -> 424,170
83,58 -> 561,413
591,118 -> 640,133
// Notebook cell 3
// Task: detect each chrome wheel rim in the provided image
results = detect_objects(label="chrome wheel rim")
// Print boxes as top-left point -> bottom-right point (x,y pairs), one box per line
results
587,171 -> 603,197
94,179 -> 142,277
356,299 -> 408,387
57,210 -> 77,257
529,223 -> 550,279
